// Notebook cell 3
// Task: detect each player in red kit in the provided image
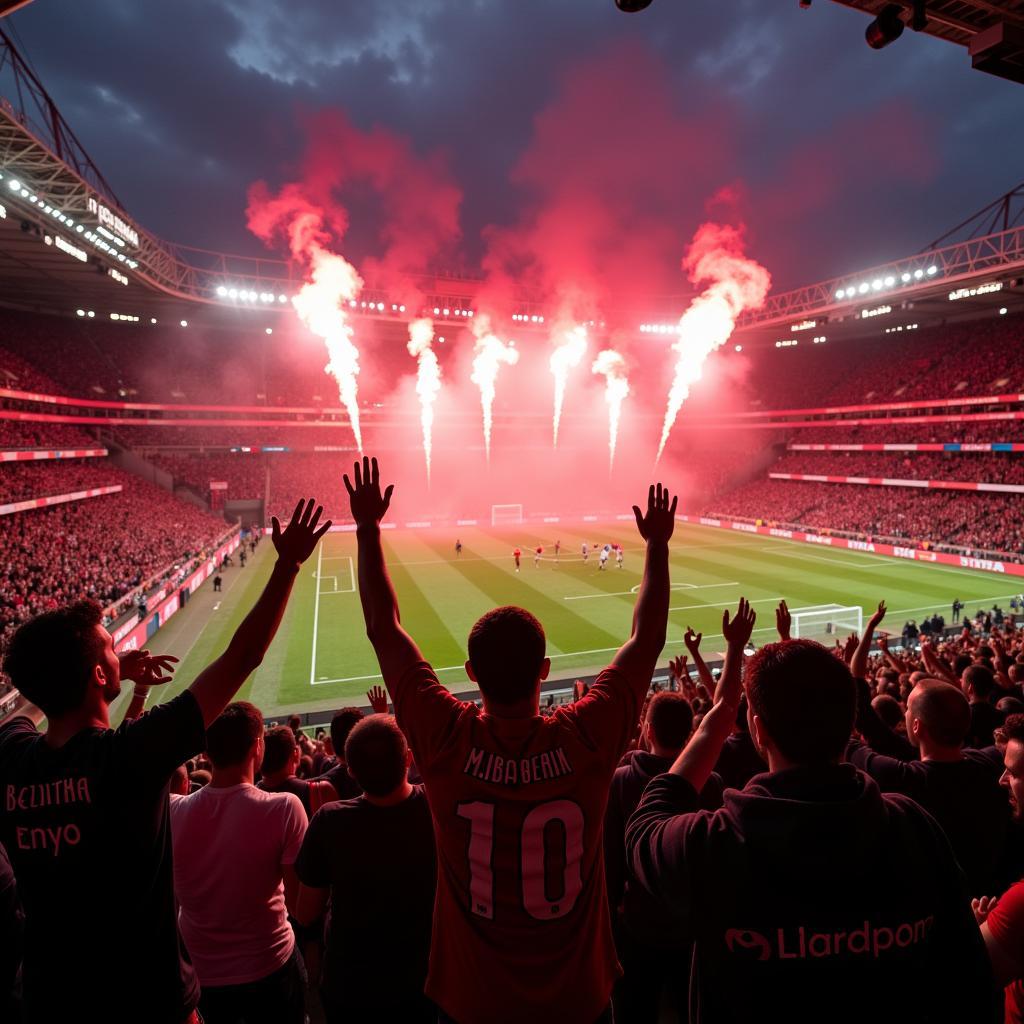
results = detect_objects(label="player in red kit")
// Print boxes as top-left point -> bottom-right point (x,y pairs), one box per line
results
513,548 -> 521,573
344,456 -> 675,1024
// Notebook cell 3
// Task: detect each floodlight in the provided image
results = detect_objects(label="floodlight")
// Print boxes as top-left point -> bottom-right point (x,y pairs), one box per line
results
866,5 -> 905,49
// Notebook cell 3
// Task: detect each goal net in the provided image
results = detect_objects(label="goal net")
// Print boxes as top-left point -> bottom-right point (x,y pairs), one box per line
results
791,604 -> 864,645
491,504 -> 523,526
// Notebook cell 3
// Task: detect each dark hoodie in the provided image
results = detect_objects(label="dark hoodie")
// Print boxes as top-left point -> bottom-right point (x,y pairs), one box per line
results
626,764 -> 994,1024
604,750 -> 722,944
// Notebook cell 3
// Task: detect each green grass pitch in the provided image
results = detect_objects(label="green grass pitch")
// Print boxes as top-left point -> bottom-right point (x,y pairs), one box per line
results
130,521 -> 1020,720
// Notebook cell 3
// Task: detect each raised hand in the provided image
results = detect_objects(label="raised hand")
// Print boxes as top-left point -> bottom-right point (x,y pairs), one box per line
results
344,456 -> 394,529
683,627 -> 702,656
842,633 -> 859,665
972,896 -> 999,925
775,600 -> 791,641
366,685 -> 389,714
272,497 -> 331,567
632,483 -> 677,544
722,598 -> 756,650
119,650 -> 178,687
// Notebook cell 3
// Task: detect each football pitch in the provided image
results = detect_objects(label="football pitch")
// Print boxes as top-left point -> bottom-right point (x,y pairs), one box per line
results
133,521 -> 1021,720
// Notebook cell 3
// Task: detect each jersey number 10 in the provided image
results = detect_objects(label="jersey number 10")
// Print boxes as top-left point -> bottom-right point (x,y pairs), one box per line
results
457,799 -> 585,921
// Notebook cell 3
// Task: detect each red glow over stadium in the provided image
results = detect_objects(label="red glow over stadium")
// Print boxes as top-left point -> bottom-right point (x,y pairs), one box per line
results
2,5 -> 1024,1023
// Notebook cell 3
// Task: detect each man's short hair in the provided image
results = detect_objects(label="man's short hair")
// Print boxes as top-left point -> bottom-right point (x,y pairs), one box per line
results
871,694 -> 904,730
261,724 -> 298,775
963,665 -> 995,700
344,716 -> 409,797
909,682 -> 970,748
287,714 -> 302,734
206,702 -> 263,769
2,600 -> 106,719
468,606 -> 546,705
1002,713 -> 1024,745
645,692 -> 694,752
745,639 -> 856,765
330,707 -> 365,757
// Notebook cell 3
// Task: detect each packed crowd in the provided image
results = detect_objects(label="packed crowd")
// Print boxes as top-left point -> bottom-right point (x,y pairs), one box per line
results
785,420 -> 1024,446
0,458 -> 128,504
2,467 -> 1024,1024
742,313 -> 1024,410
769,449 -> 1024,484
0,476 -> 230,655
149,453 -> 269,500
706,479 -> 1024,555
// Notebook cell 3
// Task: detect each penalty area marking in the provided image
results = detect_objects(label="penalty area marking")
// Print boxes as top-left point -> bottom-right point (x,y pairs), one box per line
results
314,556 -> 355,594
309,590 -> 1023,686
564,582 -> 740,601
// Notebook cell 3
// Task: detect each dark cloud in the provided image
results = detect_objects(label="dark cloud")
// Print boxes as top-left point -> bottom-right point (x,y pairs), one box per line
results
6,0 -> 1022,289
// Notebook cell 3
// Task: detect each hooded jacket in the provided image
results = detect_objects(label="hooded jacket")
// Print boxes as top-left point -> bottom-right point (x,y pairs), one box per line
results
625,764 -> 994,1023
604,750 -> 722,945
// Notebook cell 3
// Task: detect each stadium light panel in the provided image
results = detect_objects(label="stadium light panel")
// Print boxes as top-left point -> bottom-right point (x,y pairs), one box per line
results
216,286 -> 227,297
150,318 -> 157,324
87,311 -> 94,318
914,269 -> 924,279
901,273 -> 911,282
1000,307 -> 1008,315
927,266 -> 938,275
76,309 -> 84,316
8,179 -> 20,191
265,327 -> 273,334
180,320 -> 188,327
400,304 -> 406,313
884,276 -> 895,287
734,344 -> 742,352
278,295 -> 287,303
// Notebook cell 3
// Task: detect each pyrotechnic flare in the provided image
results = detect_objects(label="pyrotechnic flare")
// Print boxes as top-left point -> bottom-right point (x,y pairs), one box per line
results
470,314 -> 519,464
549,325 -> 588,447
407,317 -> 441,484
656,223 -> 771,463
291,245 -> 365,453
592,350 -> 630,473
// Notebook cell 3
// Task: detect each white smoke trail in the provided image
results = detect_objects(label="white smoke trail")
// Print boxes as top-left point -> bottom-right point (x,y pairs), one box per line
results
592,349 -> 630,473
291,244 -> 365,452
656,223 -> 771,464
470,314 -> 519,464
407,317 -> 441,484
549,324 -> 588,448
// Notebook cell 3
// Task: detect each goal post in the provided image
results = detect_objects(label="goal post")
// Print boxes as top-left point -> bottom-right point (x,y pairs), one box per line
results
791,604 -> 864,644
491,504 -> 523,526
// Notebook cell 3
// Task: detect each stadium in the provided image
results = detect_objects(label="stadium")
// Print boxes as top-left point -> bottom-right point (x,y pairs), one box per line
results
1,1 -> 1024,1022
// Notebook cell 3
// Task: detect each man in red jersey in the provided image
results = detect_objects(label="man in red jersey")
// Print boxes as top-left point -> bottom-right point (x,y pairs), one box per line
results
344,456 -> 675,1024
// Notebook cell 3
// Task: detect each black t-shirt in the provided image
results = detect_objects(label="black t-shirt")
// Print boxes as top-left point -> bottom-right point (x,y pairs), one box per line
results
295,787 -> 435,1007
317,761 -> 361,801
0,691 -> 205,1023
257,774 -> 313,816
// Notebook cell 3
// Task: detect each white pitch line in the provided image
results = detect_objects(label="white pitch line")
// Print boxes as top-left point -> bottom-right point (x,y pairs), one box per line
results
309,541 -> 323,687
565,582 -> 740,601
669,596 -> 785,613
309,588 -> 1019,687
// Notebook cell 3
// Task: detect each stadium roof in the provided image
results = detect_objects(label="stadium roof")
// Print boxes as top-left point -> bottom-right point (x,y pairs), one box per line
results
0,24 -> 1022,346
828,1 -> 1024,84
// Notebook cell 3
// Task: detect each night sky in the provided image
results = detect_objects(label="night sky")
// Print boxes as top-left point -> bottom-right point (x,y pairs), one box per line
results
6,0 -> 1023,292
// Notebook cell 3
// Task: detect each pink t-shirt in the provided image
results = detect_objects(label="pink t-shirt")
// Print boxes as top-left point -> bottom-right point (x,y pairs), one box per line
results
169,784 -> 307,986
